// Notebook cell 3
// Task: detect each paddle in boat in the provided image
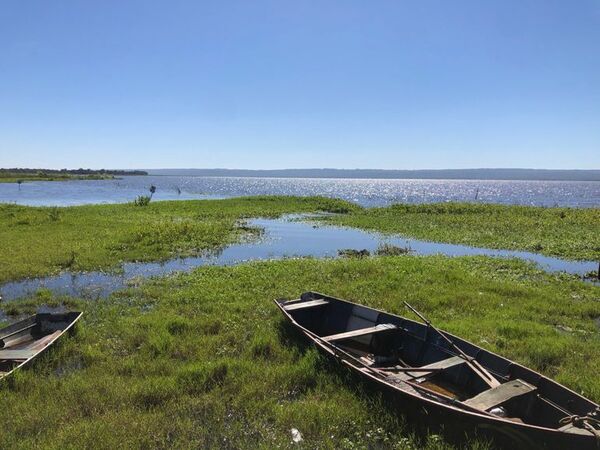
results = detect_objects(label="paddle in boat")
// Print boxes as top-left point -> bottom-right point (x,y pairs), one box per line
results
0,311 -> 82,380
275,292 -> 600,449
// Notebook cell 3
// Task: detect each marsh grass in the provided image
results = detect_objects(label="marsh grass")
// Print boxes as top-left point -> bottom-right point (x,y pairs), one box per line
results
0,255 -> 598,449
2,198 -> 598,285
1,197 -> 598,447
133,195 -> 151,206
0,196 -> 358,283
325,202 -> 600,261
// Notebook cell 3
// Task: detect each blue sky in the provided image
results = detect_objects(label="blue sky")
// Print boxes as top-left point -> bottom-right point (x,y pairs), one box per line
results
1,1 -> 599,170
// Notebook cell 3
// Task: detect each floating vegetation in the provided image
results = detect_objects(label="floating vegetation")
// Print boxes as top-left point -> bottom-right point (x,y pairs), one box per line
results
375,243 -> 411,256
338,248 -> 370,258
583,268 -> 600,281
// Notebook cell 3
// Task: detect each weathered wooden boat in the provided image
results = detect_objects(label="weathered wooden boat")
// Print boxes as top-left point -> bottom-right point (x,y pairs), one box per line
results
0,312 -> 82,380
275,292 -> 600,449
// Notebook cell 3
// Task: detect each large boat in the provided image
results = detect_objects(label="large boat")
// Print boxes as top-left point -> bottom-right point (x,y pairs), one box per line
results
0,312 -> 82,380
275,292 -> 600,449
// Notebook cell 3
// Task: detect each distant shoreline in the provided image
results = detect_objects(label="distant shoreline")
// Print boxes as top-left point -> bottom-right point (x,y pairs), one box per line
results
3,167 -> 599,182
146,168 -> 600,182
0,168 -> 147,183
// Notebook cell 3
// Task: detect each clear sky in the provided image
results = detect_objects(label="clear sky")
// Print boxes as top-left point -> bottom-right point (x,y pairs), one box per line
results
1,1 -> 599,170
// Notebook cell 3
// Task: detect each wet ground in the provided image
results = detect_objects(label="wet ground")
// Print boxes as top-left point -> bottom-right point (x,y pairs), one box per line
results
1,215 -> 597,302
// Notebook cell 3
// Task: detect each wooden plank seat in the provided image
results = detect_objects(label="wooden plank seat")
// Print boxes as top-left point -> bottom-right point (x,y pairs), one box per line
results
463,379 -> 536,411
0,322 -> 36,342
405,355 -> 465,378
27,331 -> 61,350
0,349 -> 37,361
384,355 -> 466,383
323,323 -> 398,342
283,299 -> 329,311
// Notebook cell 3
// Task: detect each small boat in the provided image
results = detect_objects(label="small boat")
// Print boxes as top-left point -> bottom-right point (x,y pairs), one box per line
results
0,312 -> 82,380
275,292 -> 600,449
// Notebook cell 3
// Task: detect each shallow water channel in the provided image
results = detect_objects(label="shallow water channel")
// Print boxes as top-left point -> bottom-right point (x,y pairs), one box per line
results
1,216 -> 597,302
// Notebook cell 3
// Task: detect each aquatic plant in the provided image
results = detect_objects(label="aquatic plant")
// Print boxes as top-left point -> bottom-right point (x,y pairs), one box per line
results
338,248 -> 370,258
583,263 -> 600,280
375,243 -> 411,256
133,195 -> 151,206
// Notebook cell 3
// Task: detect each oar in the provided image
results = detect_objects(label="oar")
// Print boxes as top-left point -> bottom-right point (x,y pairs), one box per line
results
403,302 -> 500,389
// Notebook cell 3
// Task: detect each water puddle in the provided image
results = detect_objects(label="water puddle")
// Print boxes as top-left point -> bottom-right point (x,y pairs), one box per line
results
1,216 -> 597,302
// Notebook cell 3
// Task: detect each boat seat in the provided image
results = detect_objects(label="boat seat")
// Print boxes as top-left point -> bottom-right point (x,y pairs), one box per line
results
283,299 -> 329,311
385,355 -> 466,384
463,379 -> 536,411
323,323 -> 398,342
0,349 -> 37,360
28,330 -> 62,350
0,322 -> 36,342
405,355 -> 465,378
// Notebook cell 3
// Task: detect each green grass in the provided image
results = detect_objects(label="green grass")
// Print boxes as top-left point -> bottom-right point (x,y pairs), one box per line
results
324,202 -> 600,261
1,196 -> 599,447
2,198 -> 598,285
0,196 -> 358,283
0,256 -> 598,449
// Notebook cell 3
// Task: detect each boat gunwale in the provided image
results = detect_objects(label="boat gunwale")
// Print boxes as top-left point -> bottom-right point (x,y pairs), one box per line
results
274,292 -> 599,438
0,311 -> 83,380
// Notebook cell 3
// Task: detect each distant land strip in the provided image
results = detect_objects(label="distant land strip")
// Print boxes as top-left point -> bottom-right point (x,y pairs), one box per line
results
0,168 -> 148,176
147,168 -> 600,181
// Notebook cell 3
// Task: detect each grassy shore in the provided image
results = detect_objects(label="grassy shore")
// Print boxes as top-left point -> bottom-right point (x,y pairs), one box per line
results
324,202 -> 600,261
0,197 -> 357,283
0,173 -> 116,183
2,198 -> 599,285
0,256 -> 598,448
1,197 -> 599,448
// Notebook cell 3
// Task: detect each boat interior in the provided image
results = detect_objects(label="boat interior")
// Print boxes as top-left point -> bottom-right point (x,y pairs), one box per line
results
280,293 -> 598,435
0,312 -> 81,376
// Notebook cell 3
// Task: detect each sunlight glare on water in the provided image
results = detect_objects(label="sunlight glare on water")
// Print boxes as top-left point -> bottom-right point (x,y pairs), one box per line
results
0,176 -> 598,207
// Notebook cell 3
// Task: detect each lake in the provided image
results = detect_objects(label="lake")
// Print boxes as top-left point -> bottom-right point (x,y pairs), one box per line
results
1,176 -> 599,207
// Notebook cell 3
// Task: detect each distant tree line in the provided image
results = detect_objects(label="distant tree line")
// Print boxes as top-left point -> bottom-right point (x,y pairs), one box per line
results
0,168 -> 148,176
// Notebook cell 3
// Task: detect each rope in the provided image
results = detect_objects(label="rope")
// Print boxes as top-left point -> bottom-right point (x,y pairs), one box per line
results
559,408 -> 600,438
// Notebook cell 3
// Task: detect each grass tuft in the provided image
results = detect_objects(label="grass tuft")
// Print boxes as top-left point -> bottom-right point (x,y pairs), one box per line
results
133,195 -> 151,206
177,361 -> 230,394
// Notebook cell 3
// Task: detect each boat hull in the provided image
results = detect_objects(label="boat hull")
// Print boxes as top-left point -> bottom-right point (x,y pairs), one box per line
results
0,311 -> 82,381
275,293 -> 599,450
